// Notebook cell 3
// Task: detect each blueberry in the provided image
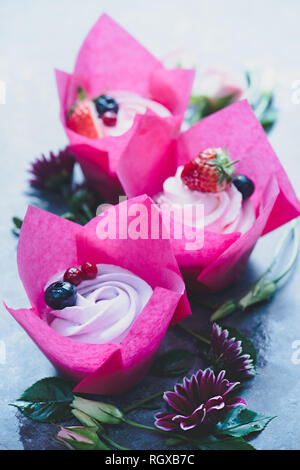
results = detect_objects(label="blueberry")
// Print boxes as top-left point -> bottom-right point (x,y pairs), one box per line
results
233,174 -> 255,200
94,95 -> 119,117
44,281 -> 77,310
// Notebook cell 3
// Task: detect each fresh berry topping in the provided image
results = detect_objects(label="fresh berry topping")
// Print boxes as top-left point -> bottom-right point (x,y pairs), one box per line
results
181,148 -> 237,193
94,95 -> 119,117
81,262 -> 98,280
44,282 -> 77,310
77,86 -> 87,100
102,111 -> 117,127
63,267 -> 83,286
233,174 -> 255,200
67,100 -> 100,139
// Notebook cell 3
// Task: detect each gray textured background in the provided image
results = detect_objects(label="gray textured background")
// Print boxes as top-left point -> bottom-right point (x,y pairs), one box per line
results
0,0 -> 300,450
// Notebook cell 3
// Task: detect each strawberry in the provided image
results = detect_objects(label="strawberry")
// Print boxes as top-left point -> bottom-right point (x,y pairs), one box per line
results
67,87 -> 100,139
181,147 -> 237,193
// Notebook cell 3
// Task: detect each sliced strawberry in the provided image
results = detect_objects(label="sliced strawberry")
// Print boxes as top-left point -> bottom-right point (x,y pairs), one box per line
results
67,100 -> 100,139
181,148 -> 237,193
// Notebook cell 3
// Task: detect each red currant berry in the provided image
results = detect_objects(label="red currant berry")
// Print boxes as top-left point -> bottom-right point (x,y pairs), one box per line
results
63,267 -> 82,286
81,262 -> 98,280
102,111 -> 117,127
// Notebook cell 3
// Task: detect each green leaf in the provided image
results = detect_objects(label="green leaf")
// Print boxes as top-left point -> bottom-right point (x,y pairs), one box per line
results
12,216 -> 23,229
12,216 -> 23,236
246,68 -> 277,134
223,326 -> 257,366
188,93 -> 236,123
188,96 -> 211,123
69,188 -> 95,208
210,93 -> 236,112
61,212 -> 77,222
189,94 -> 208,106
11,377 -> 74,423
77,87 -> 87,101
44,170 -> 72,191
198,435 -> 255,450
71,396 -> 123,424
56,426 -> 109,450
260,108 -> 277,133
19,376 -> 73,402
165,437 -> 184,447
150,348 -> 194,377
215,406 -> 275,437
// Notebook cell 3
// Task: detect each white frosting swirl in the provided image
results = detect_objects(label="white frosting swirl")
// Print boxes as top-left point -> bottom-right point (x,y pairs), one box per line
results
96,90 -> 171,137
155,166 -> 255,234
46,264 -> 153,344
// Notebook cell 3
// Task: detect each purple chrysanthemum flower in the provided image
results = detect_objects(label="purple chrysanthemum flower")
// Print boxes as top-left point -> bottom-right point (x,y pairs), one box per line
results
209,323 -> 255,381
29,148 -> 75,190
155,368 -> 246,432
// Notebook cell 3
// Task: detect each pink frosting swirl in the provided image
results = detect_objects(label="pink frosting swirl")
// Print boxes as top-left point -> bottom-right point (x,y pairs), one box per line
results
45,264 -> 153,344
155,166 -> 255,234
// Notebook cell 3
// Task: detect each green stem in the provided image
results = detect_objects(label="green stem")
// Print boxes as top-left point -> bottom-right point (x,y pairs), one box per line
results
188,295 -> 217,310
123,391 -> 163,414
245,69 -> 256,88
210,220 -> 298,321
236,223 -> 293,301
177,323 -> 211,345
273,221 -> 299,284
253,93 -> 272,120
81,203 -> 94,222
268,220 -> 297,273
124,419 -> 193,445
125,418 -> 203,449
246,68 -> 273,117
77,87 -> 87,100
101,434 -> 129,451
125,419 -> 160,433
246,219 -> 298,287
73,401 -> 190,446
248,220 -> 297,286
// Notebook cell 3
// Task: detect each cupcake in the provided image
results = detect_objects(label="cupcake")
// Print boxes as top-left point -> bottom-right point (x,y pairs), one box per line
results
5,196 -> 191,394
117,100 -> 300,291
44,263 -> 154,345
155,147 -> 256,236
56,14 -> 195,202
67,89 -> 171,139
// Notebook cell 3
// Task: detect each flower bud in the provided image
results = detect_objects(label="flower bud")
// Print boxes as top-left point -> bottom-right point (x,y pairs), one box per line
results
56,426 -> 108,450
238,279 -> 276,310
71,396 -> 123,424
71,408 -> 104,431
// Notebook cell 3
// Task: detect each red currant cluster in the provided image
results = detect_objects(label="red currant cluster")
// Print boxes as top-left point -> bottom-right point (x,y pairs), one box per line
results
63,262 -> 98,286
102,111 -> 117,127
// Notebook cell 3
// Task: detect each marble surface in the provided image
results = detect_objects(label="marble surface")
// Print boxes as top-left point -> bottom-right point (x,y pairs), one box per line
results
0,0 -> 300,450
